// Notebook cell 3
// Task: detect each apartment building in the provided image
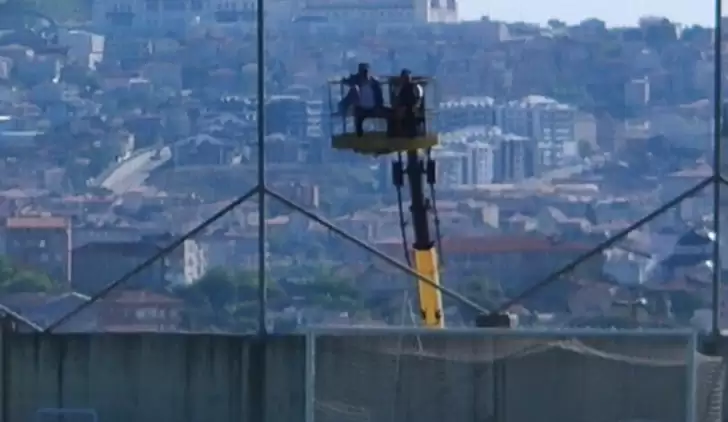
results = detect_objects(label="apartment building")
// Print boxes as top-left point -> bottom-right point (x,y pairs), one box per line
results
495,95 -> 577,168
4,216 -> 72,284
94,0 -> 290,30
297,0 -> 457,25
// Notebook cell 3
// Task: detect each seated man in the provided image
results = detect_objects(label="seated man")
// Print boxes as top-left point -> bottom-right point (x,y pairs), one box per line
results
391,69 -> 423,138
339,63 -> 385,137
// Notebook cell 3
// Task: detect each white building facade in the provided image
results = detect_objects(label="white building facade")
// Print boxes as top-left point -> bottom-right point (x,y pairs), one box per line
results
297,0 -> 457,25
93,0 -> 293,31
495,95 -> 577,169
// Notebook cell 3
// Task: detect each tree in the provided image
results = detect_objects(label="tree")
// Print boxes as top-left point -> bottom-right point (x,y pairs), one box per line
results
2,270 -> 54,293
192,267 -> 238,309
0,255 -> 56,294
457,277 -> 506,324
577,139 -> 596,159
301,265 -> 363,311
174,267 -> 282,331
0,256 -> 15,282
461,277 -> 504,309
669,291 -> 704,322
547,19 -> 566,29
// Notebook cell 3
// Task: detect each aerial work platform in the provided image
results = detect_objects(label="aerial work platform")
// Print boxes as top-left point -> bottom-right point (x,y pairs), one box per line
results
327,75 -> 439,156
331,132 -> 438,156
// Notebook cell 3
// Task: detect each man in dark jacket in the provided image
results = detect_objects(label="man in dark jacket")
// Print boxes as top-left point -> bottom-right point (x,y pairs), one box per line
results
339,63 -> 385,137
392,69 -> 423,138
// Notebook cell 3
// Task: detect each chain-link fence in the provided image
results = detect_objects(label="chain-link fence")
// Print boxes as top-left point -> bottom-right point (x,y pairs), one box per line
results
309,328 -> 718,422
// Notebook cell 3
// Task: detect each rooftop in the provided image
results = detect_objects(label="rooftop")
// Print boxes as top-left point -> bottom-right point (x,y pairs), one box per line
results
375,235 -> 595,254
6,216 -> 69,229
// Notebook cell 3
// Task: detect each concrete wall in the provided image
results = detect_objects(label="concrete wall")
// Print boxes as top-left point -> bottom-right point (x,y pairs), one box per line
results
0,329 -> 709,422
310,328 -> 701,422
0,333 -> 306,422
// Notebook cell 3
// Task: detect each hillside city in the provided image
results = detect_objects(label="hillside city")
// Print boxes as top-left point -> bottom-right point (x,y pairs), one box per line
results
0,0 -> 723,332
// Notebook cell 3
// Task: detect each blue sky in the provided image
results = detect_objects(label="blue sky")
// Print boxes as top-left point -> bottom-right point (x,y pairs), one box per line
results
458,0 -> 719,26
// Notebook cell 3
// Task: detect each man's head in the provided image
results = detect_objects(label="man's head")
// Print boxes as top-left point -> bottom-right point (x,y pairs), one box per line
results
357,63 -> 370,79
400,68 -> 412,84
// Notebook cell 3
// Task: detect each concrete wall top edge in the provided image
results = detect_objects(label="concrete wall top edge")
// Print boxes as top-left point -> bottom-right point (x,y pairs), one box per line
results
4,327 -> 697,339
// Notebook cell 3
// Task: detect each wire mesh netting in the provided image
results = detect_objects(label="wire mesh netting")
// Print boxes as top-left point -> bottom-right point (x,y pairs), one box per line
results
698,355 -> 725,422
312,330 -> 721,422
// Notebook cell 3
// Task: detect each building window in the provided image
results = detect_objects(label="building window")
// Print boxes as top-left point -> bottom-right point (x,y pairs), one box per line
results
135,308 -> 159,319
163,0 -> 184,10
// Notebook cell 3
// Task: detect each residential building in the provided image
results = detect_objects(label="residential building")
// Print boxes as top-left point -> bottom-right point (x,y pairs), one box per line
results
430,150 -> 467,187
438,97 -> 495,132
624,77 -> 650,108
98,291 -> 184,332
266,96 -> 307,137
375,235 -> 601,294
493,134 -> 537,183
71,241 -> 166,295
93,0 -> 294,30
164,238 -> 207,286
0,56 -> 12,80
305,99 -> 325,163
58,30 -> 105,70
297,0 -> 457,25
495,95 -> 577,168
464,142 -> 494,185
172,134 -> 236,167
4,216 -> 72,284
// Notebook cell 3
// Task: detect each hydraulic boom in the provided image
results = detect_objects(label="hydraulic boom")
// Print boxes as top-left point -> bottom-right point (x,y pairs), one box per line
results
402,149 -> 443,328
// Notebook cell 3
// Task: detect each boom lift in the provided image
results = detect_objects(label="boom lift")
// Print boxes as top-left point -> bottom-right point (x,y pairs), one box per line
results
329,73 -> 513,328
329,74 -> 444,327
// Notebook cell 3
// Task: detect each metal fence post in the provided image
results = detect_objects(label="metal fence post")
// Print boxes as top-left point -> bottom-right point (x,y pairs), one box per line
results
0,324 -> 5,422
685,332 -> 698,422
304,332 -> 316,422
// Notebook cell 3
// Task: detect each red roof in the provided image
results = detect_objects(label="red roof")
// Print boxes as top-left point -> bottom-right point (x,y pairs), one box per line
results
6,216 -> 68,229
100,325 -> 178,332
375,236 -> 594,255
105,291 -> 181,305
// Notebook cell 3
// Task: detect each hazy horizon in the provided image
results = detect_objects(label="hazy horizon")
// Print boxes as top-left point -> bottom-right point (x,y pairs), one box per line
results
458,0 -> 720,27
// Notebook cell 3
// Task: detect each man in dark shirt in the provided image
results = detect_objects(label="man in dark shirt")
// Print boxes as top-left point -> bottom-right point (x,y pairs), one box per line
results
392,69 -> 423,138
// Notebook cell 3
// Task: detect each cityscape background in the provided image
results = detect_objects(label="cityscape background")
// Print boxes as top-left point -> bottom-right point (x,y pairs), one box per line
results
465,0 -> 718,26
0,0 -> 724,334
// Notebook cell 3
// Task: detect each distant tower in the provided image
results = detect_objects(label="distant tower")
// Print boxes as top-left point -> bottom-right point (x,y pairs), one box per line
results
426,0 -> 456,22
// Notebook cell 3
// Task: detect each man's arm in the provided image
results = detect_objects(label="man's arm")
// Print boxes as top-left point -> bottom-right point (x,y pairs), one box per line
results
341,74 -> 357,86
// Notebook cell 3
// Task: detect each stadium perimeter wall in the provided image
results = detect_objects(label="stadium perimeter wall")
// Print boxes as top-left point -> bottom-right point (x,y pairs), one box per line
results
0,329 -> 709,422
0,333 -> 306,422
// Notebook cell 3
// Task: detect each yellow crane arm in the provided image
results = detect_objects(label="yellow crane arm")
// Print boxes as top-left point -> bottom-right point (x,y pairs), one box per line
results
414,248 -> 443,328
403,149 -> 444,328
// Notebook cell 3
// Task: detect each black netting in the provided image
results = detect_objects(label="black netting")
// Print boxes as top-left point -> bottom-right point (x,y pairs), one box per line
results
313,331 -> 717,422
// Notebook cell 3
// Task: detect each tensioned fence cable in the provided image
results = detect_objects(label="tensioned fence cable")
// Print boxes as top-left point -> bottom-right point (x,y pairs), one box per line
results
494,178 -> 712,314
331,337 -> 693,367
